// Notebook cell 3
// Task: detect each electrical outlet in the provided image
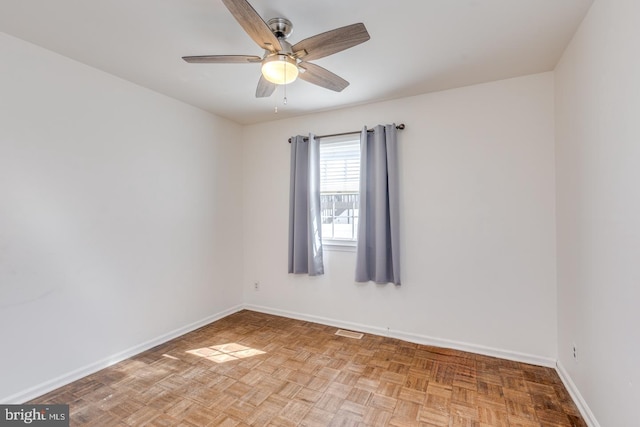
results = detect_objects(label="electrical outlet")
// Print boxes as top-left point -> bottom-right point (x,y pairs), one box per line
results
571,343 -> 578,362
254,281 -> 260,291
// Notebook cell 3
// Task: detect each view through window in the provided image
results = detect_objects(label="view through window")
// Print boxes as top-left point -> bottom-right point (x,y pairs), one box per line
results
319,136 -> 360,245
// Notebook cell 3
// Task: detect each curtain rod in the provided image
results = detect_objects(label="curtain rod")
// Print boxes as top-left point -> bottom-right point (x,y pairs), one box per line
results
288,123 -> 405,143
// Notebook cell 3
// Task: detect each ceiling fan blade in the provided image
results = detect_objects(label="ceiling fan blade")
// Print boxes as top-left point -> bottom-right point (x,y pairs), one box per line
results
293,23 -> 370,61
298,62 -> 349,92
182,55 -> 262,64
256,75 -> 277,98
221,0 -> 282,52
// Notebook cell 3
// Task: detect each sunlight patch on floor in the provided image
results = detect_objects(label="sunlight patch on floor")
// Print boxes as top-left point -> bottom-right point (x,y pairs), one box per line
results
186,343 -> 265,363
162,354 -> 180,360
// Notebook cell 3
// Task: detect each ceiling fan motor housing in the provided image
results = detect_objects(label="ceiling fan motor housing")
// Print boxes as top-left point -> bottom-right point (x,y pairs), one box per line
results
267,17 -> 293,39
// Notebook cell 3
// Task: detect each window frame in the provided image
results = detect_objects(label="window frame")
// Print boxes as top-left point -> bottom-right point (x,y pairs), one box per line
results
318,134 -> 361,251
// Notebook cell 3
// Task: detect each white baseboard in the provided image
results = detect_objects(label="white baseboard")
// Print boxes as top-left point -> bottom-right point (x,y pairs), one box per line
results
243,304 -> 556,368
556,361 -> 601,427
2,304 -> 244,404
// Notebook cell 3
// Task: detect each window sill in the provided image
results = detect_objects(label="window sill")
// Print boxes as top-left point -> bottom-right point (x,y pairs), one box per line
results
323,240 -> 357,252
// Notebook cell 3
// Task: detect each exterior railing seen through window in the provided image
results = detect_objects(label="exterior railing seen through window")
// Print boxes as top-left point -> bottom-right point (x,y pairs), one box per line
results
320,192 -> 359,242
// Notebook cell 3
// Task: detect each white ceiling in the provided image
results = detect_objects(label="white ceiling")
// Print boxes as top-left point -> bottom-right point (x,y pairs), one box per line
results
0,0 -> 593,125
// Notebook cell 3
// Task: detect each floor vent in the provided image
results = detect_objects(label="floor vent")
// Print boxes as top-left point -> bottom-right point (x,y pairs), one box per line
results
335,329 -> 364,339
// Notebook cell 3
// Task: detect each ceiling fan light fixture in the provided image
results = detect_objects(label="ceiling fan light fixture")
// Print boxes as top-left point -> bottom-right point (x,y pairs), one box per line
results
261,54 -> 299,85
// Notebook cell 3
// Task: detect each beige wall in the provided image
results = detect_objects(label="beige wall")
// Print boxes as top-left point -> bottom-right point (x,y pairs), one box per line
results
555,0 -> 640,425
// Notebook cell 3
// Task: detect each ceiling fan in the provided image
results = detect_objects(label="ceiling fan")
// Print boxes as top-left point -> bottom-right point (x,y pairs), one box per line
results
182,0 -> 371,98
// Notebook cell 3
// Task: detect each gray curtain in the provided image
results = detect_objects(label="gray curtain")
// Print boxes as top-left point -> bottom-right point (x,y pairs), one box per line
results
288,134 -> 324,275
355,124 -> 401,285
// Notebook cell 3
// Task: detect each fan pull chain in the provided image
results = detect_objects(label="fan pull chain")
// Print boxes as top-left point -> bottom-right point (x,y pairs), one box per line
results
274,66 -> 291,113
283,66 -> 288,105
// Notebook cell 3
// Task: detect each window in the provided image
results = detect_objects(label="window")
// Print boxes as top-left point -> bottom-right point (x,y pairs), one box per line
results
319,135 -> 360,248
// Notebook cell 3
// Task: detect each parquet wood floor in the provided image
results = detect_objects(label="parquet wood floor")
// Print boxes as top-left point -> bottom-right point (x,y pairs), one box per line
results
29,310 -> 587,426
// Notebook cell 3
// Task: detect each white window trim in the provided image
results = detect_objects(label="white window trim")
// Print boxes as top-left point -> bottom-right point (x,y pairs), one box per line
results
319,134 -> 360,250
323,238 -> 357,252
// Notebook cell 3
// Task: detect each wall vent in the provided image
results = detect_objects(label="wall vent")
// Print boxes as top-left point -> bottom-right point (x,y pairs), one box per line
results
335,329 -> 364,339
